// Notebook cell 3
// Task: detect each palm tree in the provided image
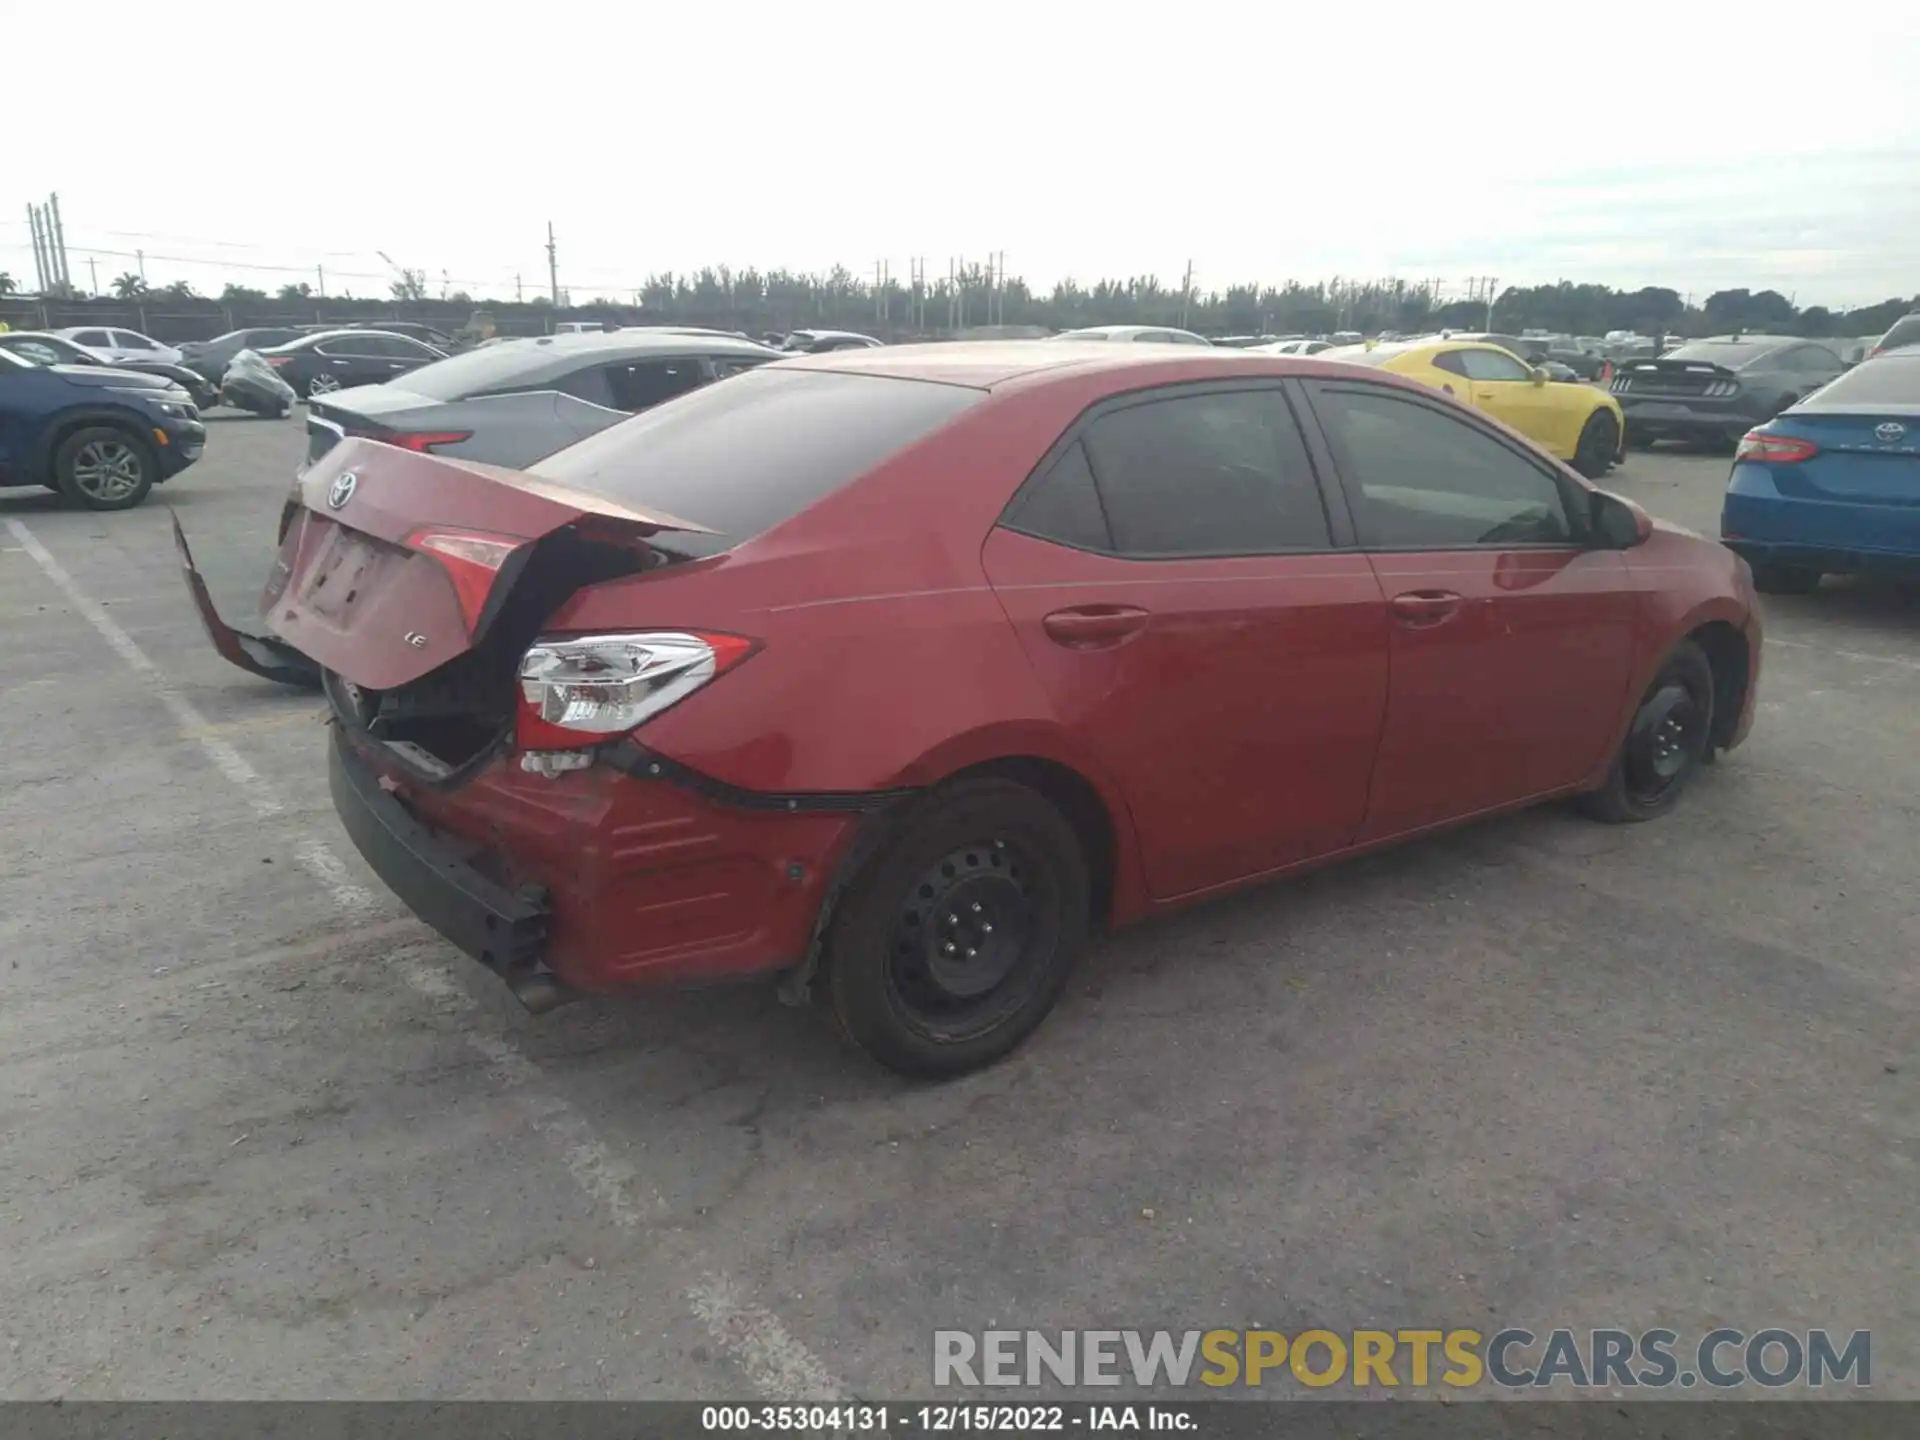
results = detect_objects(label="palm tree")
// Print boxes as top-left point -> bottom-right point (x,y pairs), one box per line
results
0,271 -> 16,296
113,273 -> 147,300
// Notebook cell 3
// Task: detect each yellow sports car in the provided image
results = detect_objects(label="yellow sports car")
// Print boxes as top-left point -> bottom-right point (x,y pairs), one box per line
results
1320,339 -> 1626,478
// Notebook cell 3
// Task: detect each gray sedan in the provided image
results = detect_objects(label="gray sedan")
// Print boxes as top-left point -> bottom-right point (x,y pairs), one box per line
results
302,329 -> 785,470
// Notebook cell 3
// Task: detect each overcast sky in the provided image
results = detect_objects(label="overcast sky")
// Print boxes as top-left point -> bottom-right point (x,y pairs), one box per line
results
7,3 -> 1917,310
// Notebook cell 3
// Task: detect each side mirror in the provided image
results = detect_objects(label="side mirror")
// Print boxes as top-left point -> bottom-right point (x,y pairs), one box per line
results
1590,489 -> 1652,549
1529,366 -> 1549,386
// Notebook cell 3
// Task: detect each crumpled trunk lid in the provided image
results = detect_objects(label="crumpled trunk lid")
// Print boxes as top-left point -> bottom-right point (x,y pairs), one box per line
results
266,437 -> 711,692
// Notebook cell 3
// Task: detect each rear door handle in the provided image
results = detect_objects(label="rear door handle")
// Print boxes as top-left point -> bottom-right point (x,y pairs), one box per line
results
1389,590 -> 1464,626
1042,605 -> 1150,648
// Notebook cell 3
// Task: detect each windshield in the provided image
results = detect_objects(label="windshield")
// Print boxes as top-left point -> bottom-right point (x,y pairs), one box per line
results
1800,353 -> 1920,407
532,368 -> 986,559
1879,316 -> 1920,352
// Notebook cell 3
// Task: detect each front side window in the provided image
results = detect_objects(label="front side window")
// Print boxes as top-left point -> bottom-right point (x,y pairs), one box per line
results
1075,388 -> 1332,556
1312,386 -> 1576,549
112,331 -> 158,350
72,330 -> 110,347
1455,347 -> 1533,382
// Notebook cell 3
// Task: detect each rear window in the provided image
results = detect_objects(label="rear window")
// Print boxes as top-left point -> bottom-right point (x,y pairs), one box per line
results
1660,340 -> 1782,367
1800,353 -> 1920,407
532,368 -> 984,558
1878,316 -> 1920,352
388,344 -> 552,400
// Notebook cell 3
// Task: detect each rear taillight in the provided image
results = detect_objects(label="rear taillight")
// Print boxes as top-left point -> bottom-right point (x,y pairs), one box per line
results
1703,379 -> 1739,397
1869,346 -> 1886,358
404,527 -> 525,631
384,430 -> 473,453
515,631 -> 757,756
1734,430 -> 1819,464
266,355 -> 294,367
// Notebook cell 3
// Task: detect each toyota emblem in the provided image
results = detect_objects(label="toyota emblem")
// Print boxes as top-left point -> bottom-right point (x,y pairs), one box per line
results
1875,421 -> 1907,444
327,471 -> 358,510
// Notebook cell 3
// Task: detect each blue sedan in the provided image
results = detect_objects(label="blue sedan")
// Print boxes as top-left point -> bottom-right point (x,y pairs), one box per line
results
1721,349 -> 1920,593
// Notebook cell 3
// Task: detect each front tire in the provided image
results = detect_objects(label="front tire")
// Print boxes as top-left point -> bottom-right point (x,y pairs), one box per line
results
1572,410 -> 1620,479
54,426 -> 157,511
1578,640 -> 1715,823
823,778 -> 1090,1079
305,372 -> 341,397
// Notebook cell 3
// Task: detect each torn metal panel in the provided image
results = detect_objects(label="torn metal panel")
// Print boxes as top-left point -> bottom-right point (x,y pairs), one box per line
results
170,509 -> 324,690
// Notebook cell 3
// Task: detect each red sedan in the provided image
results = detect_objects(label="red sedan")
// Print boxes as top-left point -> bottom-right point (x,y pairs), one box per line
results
271,344 -> 1762,1078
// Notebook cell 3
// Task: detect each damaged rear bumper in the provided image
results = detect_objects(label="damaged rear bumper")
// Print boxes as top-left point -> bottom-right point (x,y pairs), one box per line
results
328,725 -> 572,1012
171,510 -> 324,690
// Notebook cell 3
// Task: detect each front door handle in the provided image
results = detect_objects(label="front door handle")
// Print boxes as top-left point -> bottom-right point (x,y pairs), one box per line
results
1389,590 -> 1464,626
1042,605 -> 1150,649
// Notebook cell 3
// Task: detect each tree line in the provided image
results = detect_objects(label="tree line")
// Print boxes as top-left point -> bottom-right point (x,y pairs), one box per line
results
4,264 -> 1912,342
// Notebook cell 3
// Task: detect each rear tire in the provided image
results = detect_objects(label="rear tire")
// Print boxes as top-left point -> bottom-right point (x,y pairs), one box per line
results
53,426 -> 157,511
1752,563 -> 1822,595
823,778 -> 1090,1079
1578,641 -> 1715,824
1572,411 -> 1619,479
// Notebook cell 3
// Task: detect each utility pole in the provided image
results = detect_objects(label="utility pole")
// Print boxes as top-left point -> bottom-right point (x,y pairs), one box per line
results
137,249 -> 146,285
88,257 -> 98,296
515,273 -> 523,303
1484,276 -> 1497,331
26,205 -> 47,292
1181,260 -> 1195,329
317,263 -> 326,298
49,193 -> 70,290
546,222 -> 559,306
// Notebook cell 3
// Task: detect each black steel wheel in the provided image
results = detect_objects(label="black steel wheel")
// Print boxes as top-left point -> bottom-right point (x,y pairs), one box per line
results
1573,410 -> 1619,479
1578,640 -> 1716,823
824,778 -> 1089,1078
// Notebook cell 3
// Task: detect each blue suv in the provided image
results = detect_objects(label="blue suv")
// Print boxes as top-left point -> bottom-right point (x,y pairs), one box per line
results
0,346 -> 206,509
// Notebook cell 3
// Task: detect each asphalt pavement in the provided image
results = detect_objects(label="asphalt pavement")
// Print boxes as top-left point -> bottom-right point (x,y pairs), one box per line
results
2,415 -> 1917,1400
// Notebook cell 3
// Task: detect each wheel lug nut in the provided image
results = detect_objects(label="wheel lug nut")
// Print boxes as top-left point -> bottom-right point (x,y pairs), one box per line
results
981,922 -> 993,934
943,942 -> 956,955
971,902 -> 982,913
946,913 -> 958,925
966,948 -> 977,959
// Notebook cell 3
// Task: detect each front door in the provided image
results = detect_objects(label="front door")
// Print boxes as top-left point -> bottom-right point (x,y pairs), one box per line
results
1453,345 -> 1574,453
982,382 -> 1390,900
1298,378 -> 1638,840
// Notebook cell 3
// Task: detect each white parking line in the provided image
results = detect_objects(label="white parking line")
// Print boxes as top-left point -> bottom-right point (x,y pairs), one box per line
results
4,514 -> 848,1402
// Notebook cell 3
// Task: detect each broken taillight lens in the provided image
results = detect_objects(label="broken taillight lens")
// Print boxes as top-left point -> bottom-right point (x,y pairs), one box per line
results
515,631 -> 757,753
404,528 -> 525,632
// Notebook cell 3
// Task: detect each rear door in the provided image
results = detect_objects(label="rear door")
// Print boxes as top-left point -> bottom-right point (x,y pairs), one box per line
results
1298,378 -> 1636,839
982,381 -> 1389,900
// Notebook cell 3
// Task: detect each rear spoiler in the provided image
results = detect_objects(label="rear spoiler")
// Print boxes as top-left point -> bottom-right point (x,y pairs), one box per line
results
1619,358 -> 1739,380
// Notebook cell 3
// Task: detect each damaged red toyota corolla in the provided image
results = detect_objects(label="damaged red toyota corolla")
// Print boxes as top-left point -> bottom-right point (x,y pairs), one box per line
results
279,344 -> 1762,1078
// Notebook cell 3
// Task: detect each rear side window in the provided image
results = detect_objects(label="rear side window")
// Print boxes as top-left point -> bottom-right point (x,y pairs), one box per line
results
601,358 -> 709,411
1456,348 -> 1532,381
1004,441 -> 1112,551
72,330 -> 110,346
1076,388 -> 1331,556
532,368 -> 985,557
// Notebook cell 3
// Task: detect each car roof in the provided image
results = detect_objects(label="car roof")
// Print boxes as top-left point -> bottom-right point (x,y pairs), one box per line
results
276,328 -> 426,346
486,330 -> 780,359
770,339 -> 1373,390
